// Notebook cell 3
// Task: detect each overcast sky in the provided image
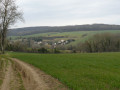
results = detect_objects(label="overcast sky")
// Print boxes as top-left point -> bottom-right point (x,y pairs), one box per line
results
13,0 -> 120,28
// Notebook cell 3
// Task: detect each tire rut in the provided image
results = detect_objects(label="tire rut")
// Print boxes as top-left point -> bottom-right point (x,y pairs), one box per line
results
0,58 -> 68,90
12,58 -> 68,90
0,59 -> 25,90
1,61 -> 11,90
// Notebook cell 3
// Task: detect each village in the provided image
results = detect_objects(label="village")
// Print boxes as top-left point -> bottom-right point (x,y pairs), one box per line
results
9,37 -> 75,48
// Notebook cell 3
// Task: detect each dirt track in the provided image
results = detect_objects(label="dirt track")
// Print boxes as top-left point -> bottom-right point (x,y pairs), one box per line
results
0,58 -> 68,90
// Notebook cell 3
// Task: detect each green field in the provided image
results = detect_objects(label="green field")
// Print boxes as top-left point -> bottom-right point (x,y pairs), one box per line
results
9,30 -> 120,46
11,30 -> 120,38
9,52 -> 120,90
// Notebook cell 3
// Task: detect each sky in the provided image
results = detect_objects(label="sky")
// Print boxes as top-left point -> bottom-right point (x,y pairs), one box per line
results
13,0 -> 120,28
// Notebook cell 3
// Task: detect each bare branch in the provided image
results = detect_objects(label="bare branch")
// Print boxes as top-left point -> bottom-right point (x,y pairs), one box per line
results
0,0 -> 24,54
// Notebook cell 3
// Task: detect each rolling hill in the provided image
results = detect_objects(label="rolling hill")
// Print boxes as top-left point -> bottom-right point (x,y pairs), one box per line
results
8,24 -> 120,36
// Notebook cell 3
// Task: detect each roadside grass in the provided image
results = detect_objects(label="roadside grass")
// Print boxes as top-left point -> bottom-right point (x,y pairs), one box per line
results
0,80 -> 3,86
17,72 -> 26,90
0,57 -> 3,86
9,52 -> 120,90
0,55 -> 4,87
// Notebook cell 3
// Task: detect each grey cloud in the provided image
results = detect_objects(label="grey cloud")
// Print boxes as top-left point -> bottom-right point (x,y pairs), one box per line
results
14,0 -> 120,28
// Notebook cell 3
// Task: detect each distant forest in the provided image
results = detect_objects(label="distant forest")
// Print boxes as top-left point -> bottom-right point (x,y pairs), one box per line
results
8,24 -> 120,36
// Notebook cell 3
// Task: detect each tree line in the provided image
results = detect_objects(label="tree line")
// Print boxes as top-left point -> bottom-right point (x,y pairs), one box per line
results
5,41 -> 60,53
5,33 -> 120,53
77,33 -> 120,53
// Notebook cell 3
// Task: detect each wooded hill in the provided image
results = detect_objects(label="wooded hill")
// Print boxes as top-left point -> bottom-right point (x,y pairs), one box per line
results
8,24 -> 120,36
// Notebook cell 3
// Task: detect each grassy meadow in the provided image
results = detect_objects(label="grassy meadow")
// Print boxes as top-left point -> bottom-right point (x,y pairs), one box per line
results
9,52 -> 120,90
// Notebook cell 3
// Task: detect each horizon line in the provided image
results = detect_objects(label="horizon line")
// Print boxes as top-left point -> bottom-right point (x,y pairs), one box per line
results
10,23 -> 120,29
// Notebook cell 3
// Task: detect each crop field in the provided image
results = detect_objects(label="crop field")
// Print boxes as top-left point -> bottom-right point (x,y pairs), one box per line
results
10,52 -> 120,90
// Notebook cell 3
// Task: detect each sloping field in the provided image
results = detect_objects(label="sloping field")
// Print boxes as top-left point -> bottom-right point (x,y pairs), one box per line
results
10,52 -> 120,90
10,30 -> 120,46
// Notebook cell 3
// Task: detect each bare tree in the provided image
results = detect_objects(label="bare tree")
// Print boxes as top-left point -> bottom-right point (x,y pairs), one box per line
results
0,0 -> 23,54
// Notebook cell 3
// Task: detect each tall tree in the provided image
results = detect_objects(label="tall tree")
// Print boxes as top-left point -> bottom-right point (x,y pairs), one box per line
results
0,0 -> 23,54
